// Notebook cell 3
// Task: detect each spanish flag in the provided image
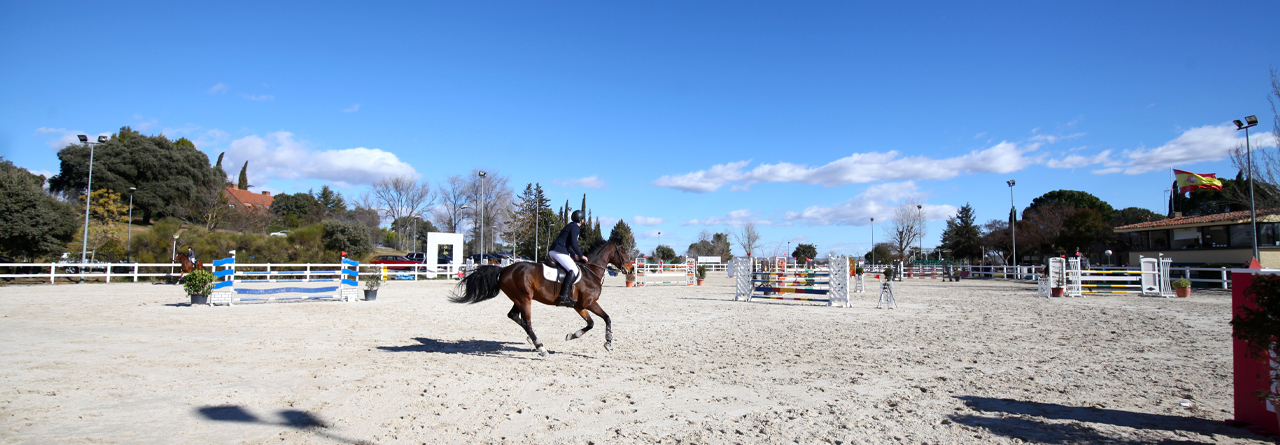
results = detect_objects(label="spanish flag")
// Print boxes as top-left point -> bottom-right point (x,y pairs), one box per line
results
1174,169 -> 1223,193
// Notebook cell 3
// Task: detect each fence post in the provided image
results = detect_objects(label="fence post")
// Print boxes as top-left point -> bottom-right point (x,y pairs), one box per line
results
1222,267 -> 1228,289
133,264 -> 139,282
49,264 -> 55,284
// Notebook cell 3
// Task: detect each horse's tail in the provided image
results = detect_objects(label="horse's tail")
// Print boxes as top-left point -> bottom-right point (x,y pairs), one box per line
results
449,265 -> 504,304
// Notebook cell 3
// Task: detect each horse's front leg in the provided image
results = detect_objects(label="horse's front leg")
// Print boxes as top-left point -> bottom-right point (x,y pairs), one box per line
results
566,308 -> 594,342
507,302 -> 546,356
586,302 -> 612,351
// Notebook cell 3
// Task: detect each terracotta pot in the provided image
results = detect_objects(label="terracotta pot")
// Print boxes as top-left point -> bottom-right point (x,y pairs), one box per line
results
1051,288 -> 1064,297
625,281 -> 634,287
696,279 -> 705,286
1175,287 -> 1190,298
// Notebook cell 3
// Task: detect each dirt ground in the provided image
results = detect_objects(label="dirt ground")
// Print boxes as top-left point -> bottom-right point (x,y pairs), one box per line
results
0,273 -> 1270,444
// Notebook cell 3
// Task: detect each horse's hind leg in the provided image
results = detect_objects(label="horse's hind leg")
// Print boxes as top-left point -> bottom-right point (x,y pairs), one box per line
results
586,303 -> 613,351
566,309 -> 594,342
507,302 -> 546,356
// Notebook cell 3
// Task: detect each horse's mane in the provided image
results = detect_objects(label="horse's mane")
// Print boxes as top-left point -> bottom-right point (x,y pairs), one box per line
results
585,240 -> 619,261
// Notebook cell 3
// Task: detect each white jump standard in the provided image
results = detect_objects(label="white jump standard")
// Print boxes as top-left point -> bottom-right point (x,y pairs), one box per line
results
209,252 -> 361,305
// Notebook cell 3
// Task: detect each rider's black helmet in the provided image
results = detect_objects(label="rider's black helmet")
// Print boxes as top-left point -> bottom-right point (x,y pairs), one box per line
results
571,210 -> 585,223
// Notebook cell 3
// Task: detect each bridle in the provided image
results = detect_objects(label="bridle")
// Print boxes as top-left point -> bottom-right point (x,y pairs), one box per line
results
577,243 -> 631,283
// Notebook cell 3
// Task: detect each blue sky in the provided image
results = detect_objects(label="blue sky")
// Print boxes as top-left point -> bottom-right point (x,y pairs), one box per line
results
2,2 -> 1278,257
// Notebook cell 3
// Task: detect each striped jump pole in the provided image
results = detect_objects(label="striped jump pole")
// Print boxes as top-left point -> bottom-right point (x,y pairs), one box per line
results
733,256 -> 850,307
209,251 -> 360,306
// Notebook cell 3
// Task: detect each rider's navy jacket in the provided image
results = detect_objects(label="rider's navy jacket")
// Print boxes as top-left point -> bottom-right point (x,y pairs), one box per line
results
550,223 -> 583,258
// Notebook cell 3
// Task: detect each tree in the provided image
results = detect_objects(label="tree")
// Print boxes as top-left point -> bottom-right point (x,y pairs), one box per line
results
504,183 -> 559,260
392,215 -> 439,252
791,243 -> 818,262
1228,67 -> 1280,211
313,185 -> 346,219
369,175 -> 436,251
322,220 -> 373,258
653,245 -> 678,263
979,219 -> 1011,264
733,222 -> 761,257
47,127 -> 225,224
687,230 -> 732,262
0,159 -> 77,260
462,169 -> 513,255
940,203 -> 982,262
863,242 -> 895,265
1019,203 -> 1073,257
270,192 -> 322,228
237,161 -> 250,191
608,219 -> 637,257
432,175 -> 471,233
1058,208 -> 1112,256
887,199 -> 926,260
1026,190 -> 1115,222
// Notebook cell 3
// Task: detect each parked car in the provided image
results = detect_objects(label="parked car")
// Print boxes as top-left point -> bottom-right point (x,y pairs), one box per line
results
370,255 -> 419,271
111,260 -> 137,274
437,254 -> 453,264
404,252 -> 427,263
466,253 -> 503,265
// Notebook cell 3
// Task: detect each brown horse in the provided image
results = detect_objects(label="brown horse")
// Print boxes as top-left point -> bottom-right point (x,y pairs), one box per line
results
175,253 -> 203,282
451,240 -> 635,356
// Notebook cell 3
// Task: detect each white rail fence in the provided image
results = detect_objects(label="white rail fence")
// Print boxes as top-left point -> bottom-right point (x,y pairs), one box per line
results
0,261 -> 470,284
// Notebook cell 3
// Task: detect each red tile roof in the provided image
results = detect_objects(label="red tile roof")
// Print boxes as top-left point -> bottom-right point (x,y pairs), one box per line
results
1115,208 -> 1280,231
224,186 -> 274,212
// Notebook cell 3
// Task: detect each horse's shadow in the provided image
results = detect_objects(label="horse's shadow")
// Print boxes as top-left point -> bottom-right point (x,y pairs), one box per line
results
951,396 -> 1263,443
377,337 -> 595,359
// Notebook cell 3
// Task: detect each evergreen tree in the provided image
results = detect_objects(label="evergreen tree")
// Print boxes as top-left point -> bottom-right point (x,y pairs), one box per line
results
939,203 -> 982,262
791,243 -> 818,262
608,219 -> 637,257
0,159 -> 77,259
312,185 -> 347,218
237,161 -> 250,190
1026,190 -> 1114,221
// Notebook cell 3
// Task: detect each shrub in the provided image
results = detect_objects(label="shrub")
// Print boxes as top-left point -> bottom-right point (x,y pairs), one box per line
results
1172,278 -> 1191,289
696,265 -> 707,280
323,220 -> 372,258
183,269 -> 216,297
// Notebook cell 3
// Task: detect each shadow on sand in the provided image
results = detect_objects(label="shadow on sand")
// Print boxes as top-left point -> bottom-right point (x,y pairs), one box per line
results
950,396 -> 1261,444
196,405 -> 371,444
377,337 -> 594,359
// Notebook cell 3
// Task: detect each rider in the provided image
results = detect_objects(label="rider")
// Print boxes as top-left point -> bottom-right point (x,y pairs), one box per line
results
186,246 -> 196,264
549,210 -> 588,306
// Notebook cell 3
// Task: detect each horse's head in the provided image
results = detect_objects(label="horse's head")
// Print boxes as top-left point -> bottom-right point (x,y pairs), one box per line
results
606,241 -> 635,276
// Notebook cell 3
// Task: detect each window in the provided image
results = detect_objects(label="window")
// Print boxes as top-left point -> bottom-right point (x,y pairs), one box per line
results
1262,223 -> 1280,247
1171,228 -> 1201,249
1129,232 -> 1150,250
1231,224 -> 1254,247
1150,230 -> 1170,249
1202,226 -> 1229,248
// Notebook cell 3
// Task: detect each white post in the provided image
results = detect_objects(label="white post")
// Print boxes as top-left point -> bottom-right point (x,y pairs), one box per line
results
1222,267 -> 1228,289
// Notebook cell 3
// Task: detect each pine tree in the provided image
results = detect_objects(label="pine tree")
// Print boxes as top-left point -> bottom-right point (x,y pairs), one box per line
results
940,203 -> 982,262
608,220 -> 637,257
237,161 -> 249,190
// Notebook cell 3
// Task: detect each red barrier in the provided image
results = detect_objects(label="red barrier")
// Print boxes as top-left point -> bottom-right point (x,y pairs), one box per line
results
1232,271 -> 1279,434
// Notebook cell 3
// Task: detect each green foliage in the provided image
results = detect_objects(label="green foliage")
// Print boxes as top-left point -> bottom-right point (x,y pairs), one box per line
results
1231,275 -> 1280,400
506,183 -> 560,260
687,232 -> 732,262
323,220 -> 373,258
391,215 -> 438,251
1058,208 -> 1112,254
608,219 -> 636,257
791,243 -> 818,262
654,245 -> 678,263
183,269 -> 216,297
696,264 -> 707,280
940,203 -> 982,261
364,267 -> 383,290
1171,278 -> 1191,288
863,242 -> 894,264
1026,190 -> 1115,222
237,161 -> 249,190
0,159 -> 78,260
1112,207 -> 1165,227
312,185 -> 347,217
1168,173 -> 1269,217
47,127 -> 225,223
271,192 -> 322,227
884,267 -> 896,280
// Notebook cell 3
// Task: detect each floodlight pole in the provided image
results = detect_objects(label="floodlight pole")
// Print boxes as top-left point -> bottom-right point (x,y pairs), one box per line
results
870,217 -> 875,265
1007,180 -> 1017,271
78,136 -> 96,271
127,187 -> 136,259
1237,116 -> 1260,262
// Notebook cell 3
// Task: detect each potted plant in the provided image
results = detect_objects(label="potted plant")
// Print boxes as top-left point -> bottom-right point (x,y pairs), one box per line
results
883,266 -> 895,281
1172,278 -> 1191,298
364,268 -> 383,301
184,269 -> 215,305
625,269 -> 636,287
1230,275 -> 1280,413
695,265 -> 707,286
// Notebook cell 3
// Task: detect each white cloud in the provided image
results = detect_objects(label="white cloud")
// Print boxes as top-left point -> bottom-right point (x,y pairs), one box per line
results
632,215 -> 666,226
1029,132 -> 1085,144
24,168 -> 54,178
133,114 -> 158,132
208,83 -> 229,94
343,104 -> 361,113
554,175 -> 606,189
682,209 -> 773,227
1046,150 -> 1113,169
780,181 -> 957,226
223,131 -> 417,187
596,217 -> 619,228
652,142 -> 1036,193
244,94 -> 274,101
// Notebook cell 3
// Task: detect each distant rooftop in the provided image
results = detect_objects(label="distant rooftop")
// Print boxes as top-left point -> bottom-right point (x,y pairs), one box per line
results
1114,208 -> 1280,232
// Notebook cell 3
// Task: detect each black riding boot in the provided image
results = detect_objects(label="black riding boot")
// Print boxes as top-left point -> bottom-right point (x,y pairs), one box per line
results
557,271 -> 577,307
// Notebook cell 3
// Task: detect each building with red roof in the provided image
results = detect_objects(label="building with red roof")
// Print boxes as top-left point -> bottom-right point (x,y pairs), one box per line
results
223,185 -> 274,214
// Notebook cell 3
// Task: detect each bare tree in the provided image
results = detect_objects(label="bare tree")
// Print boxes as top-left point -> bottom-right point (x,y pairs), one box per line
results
888,199 -> 926,261
369,175 -> 435,250
733,222 -> 761,257
432,175 -> 470,233
464,169 -> 513,254
1228,67 -> 1280,210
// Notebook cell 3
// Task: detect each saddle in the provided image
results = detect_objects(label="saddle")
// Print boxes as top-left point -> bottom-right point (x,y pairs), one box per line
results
539,256 -> 582,284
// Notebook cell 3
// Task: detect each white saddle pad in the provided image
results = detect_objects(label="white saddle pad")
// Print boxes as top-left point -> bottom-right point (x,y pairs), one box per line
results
542,264 -> 582,284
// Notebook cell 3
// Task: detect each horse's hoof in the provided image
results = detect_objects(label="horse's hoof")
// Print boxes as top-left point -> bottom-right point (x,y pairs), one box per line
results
537,346 -> 548,357
603,342 -> 612,352
565,333 -> 574,341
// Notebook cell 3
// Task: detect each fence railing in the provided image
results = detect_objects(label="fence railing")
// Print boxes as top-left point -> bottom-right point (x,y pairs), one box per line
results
0,261 -> 470,284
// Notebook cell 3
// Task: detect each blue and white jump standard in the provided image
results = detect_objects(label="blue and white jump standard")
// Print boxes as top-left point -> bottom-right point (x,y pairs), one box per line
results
208,251 -> 360,306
